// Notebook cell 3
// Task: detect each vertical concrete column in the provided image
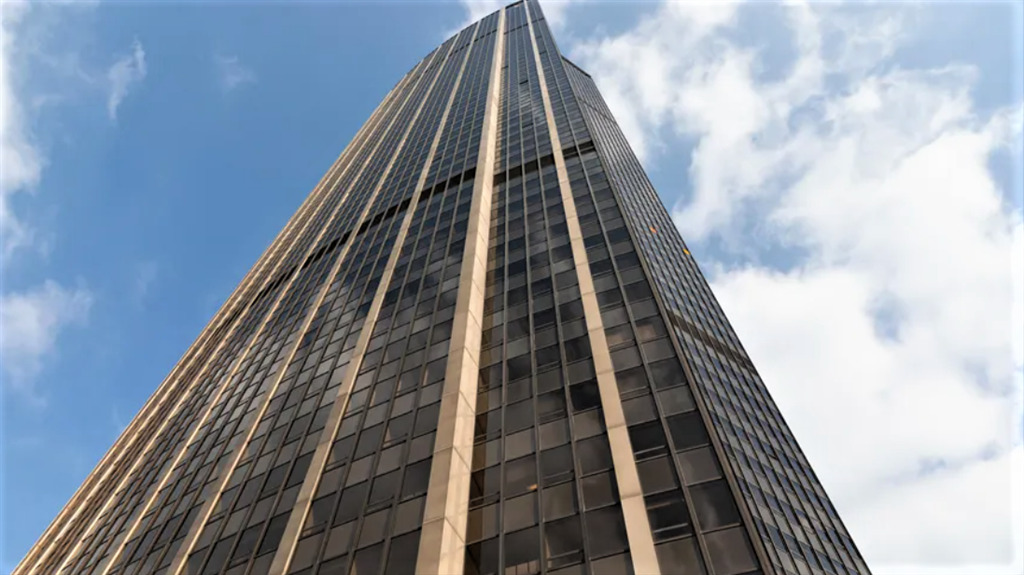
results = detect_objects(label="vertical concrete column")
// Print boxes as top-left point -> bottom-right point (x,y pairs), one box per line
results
414,9 -> 506,575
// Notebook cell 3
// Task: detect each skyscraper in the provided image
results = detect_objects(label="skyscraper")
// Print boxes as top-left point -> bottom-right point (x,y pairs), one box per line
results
16,1 -> 870,574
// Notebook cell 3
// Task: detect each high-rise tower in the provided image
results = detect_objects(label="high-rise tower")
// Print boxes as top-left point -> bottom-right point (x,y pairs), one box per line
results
16,2 -> 870,574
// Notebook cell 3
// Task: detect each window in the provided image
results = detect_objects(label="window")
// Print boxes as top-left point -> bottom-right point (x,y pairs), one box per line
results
505,399 -> 534,433
465,537 -> 499,575
690,480 -> 741,530
408,432 -> 434,463
645,491 -> 693,540
504,492 -> 538,532
335,484 -> 367,525
323,521 -> 353,560
666,412 -> 710,451
401,461 -> 431,499
393,497 -> 425,535
505,429 -> 535,461
580,472 -> 617,510
542,482 -> 577,521
610,346 -> 641,372
358,509 -> 389,548
636,456 -> 678,495
576,436 -> 613,475
539,419 -> 570,449
368,470 -> 399,506
614,367 -> 648,396
537,391 -> 567,421
621,395 -> 657,426
540,445 -> 574,485
385,531 -> 420,575
504,455 -> 538,496
590,552 -> 634,575
657,386 -> 694,415
584,506 -> 628,557
628,421 -> 669,460
648,359 -> 685,389
677,447 -> 722,485
349,543 -> 382,575
257,513 -> 289,555
308,496 -> 334,529
604,324 -> 634,348
413,403 -> 440,436
568,381 -> 601,412
504,527 -> 541,574
290,532 -> 322,571
470,465 -> 501,503
655,538 -> 705,575
704,527 -> 758,574
467,503 -> 500,543
572,409 -> 605,440
376,445 -> 403,475
474,439 -> 502,471
543,516 -> 584,569
635,316 -> 667,342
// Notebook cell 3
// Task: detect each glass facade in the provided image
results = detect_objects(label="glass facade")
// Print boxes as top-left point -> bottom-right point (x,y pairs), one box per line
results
16,2 -> 868,575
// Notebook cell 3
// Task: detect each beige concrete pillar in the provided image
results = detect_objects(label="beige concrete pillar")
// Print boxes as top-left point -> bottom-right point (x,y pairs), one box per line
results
414,10 -> 505,575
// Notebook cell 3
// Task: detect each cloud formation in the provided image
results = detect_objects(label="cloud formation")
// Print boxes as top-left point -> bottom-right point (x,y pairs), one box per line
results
1,2 -> 43,259
1,4 -> 95,400
106,38 -> 146,120
1,280 -> 93,400
215,54 -> 256,93
569,1 -> 1022,572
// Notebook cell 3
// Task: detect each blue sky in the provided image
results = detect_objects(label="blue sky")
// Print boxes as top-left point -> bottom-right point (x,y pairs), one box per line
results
1,1 -> 1021,574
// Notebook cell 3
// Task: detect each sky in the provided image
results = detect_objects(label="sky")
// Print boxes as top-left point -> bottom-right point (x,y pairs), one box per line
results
0,1 -> 1021,574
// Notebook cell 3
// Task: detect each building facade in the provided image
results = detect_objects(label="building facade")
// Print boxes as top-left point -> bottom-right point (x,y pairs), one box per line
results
16,2 -> 869,575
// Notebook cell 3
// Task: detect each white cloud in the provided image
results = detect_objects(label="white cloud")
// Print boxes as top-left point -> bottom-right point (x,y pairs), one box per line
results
214,54 -> 255,93
1,3 -> 95,401
106,37 -> 146,120
561,0 -> 1022,572
1,1 -> 43,259
0,280 -> 93,400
